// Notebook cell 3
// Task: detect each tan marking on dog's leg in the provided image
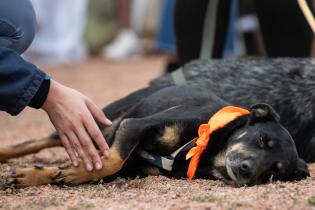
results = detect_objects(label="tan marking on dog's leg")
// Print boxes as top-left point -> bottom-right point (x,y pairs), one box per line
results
0,134 -> 61,162
158,123 -> 183,149
8,166 -> 59,188
53,146 -> 124,186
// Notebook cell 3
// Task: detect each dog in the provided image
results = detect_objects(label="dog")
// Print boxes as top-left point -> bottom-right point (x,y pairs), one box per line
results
152,58 -> 315,162
1,83 -> 309,187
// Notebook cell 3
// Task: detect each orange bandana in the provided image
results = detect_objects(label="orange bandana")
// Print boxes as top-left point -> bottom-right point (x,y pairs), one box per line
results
186,106 -> 250,180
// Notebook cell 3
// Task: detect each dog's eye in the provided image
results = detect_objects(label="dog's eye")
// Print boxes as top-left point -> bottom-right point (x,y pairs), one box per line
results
257,135 -> 265,147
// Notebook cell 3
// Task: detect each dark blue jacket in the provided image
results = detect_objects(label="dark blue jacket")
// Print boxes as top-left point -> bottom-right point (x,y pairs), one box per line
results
0,47 -> 49,115
0,0 -> 50,116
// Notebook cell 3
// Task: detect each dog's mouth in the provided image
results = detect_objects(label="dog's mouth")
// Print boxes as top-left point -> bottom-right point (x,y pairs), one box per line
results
226,164 -> 238,184
225,158 -> 255,186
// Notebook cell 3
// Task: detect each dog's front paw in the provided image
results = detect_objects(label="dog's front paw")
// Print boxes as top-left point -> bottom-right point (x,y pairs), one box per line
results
51,152 -> 124,186
8,166 -> 59,188
52,164 -> 101,186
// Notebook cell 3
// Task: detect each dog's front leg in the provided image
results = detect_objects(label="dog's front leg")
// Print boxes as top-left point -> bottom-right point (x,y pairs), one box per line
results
9,119 -> 139,187
8,146 -> 124,187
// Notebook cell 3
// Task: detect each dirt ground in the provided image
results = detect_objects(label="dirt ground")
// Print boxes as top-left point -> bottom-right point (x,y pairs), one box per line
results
1,56 -> 315,210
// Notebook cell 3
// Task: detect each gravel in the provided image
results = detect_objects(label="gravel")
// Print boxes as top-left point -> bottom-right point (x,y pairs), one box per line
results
1,57 -> 315,210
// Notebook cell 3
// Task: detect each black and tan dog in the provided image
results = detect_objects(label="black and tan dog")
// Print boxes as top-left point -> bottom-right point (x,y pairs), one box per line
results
1,85 -> 309,188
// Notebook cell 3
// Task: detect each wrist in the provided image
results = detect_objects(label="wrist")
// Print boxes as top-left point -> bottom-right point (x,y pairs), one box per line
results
41,79 -> 61,112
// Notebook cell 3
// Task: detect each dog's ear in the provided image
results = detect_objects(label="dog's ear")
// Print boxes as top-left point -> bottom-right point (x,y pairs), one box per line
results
292,158 -> 310,180
248,103 -> 280,124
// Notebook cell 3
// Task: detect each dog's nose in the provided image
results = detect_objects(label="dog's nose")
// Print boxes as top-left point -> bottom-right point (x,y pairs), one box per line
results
239,160 -> 252,176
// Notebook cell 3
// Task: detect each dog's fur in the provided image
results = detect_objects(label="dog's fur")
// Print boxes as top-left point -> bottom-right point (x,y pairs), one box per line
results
1,58 -> 312,188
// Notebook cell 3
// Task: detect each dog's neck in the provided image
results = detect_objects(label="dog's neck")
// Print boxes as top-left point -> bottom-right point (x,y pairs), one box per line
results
194,115 -> 249,180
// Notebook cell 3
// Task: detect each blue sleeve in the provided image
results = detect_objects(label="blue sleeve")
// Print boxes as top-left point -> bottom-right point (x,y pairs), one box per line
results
0,47 -> 49,115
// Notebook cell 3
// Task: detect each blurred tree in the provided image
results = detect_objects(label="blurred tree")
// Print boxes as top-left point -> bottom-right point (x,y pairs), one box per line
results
85,0 -> 120,54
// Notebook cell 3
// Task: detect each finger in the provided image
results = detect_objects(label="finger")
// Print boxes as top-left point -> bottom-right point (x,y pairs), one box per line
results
59,133 -> 79,167
67,131 -> 93,171
67,136 -> 80,165
85,99 -> 112,126
75,124 -> 103,171
83,114 -> 110,158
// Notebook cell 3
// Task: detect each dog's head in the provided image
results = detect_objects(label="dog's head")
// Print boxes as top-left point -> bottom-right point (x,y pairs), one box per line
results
224,103 -> 309,186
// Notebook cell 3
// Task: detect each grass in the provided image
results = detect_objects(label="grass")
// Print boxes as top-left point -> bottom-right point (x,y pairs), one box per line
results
191,194 -> 219,203
308,195 -> 315,206
227,202 -> 243,210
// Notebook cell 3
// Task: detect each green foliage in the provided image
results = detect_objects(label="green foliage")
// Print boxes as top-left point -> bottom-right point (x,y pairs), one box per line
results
308,195 -> 315,206
191,194 -> 218,203
85,0 -> 119,53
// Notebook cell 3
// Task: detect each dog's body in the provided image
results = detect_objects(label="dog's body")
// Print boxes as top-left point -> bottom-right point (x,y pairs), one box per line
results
1,58 -> 312,187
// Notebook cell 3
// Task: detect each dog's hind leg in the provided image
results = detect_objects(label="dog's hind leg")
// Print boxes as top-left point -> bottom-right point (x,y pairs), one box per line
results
0,133 -> 62,162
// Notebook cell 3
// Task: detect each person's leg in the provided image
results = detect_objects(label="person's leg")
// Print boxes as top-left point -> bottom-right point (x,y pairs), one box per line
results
0,0 -> 37,54
156,0 -> 176,53
155,0 -> 179,73
25,0 -> 88,65
174,0 -> 231,64
102,0 -> 141,59
118,0 -> 131,28
254,0 -> 313,57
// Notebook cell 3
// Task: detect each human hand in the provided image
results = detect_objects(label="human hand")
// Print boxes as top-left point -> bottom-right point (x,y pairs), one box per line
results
41,80 -> 112,171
